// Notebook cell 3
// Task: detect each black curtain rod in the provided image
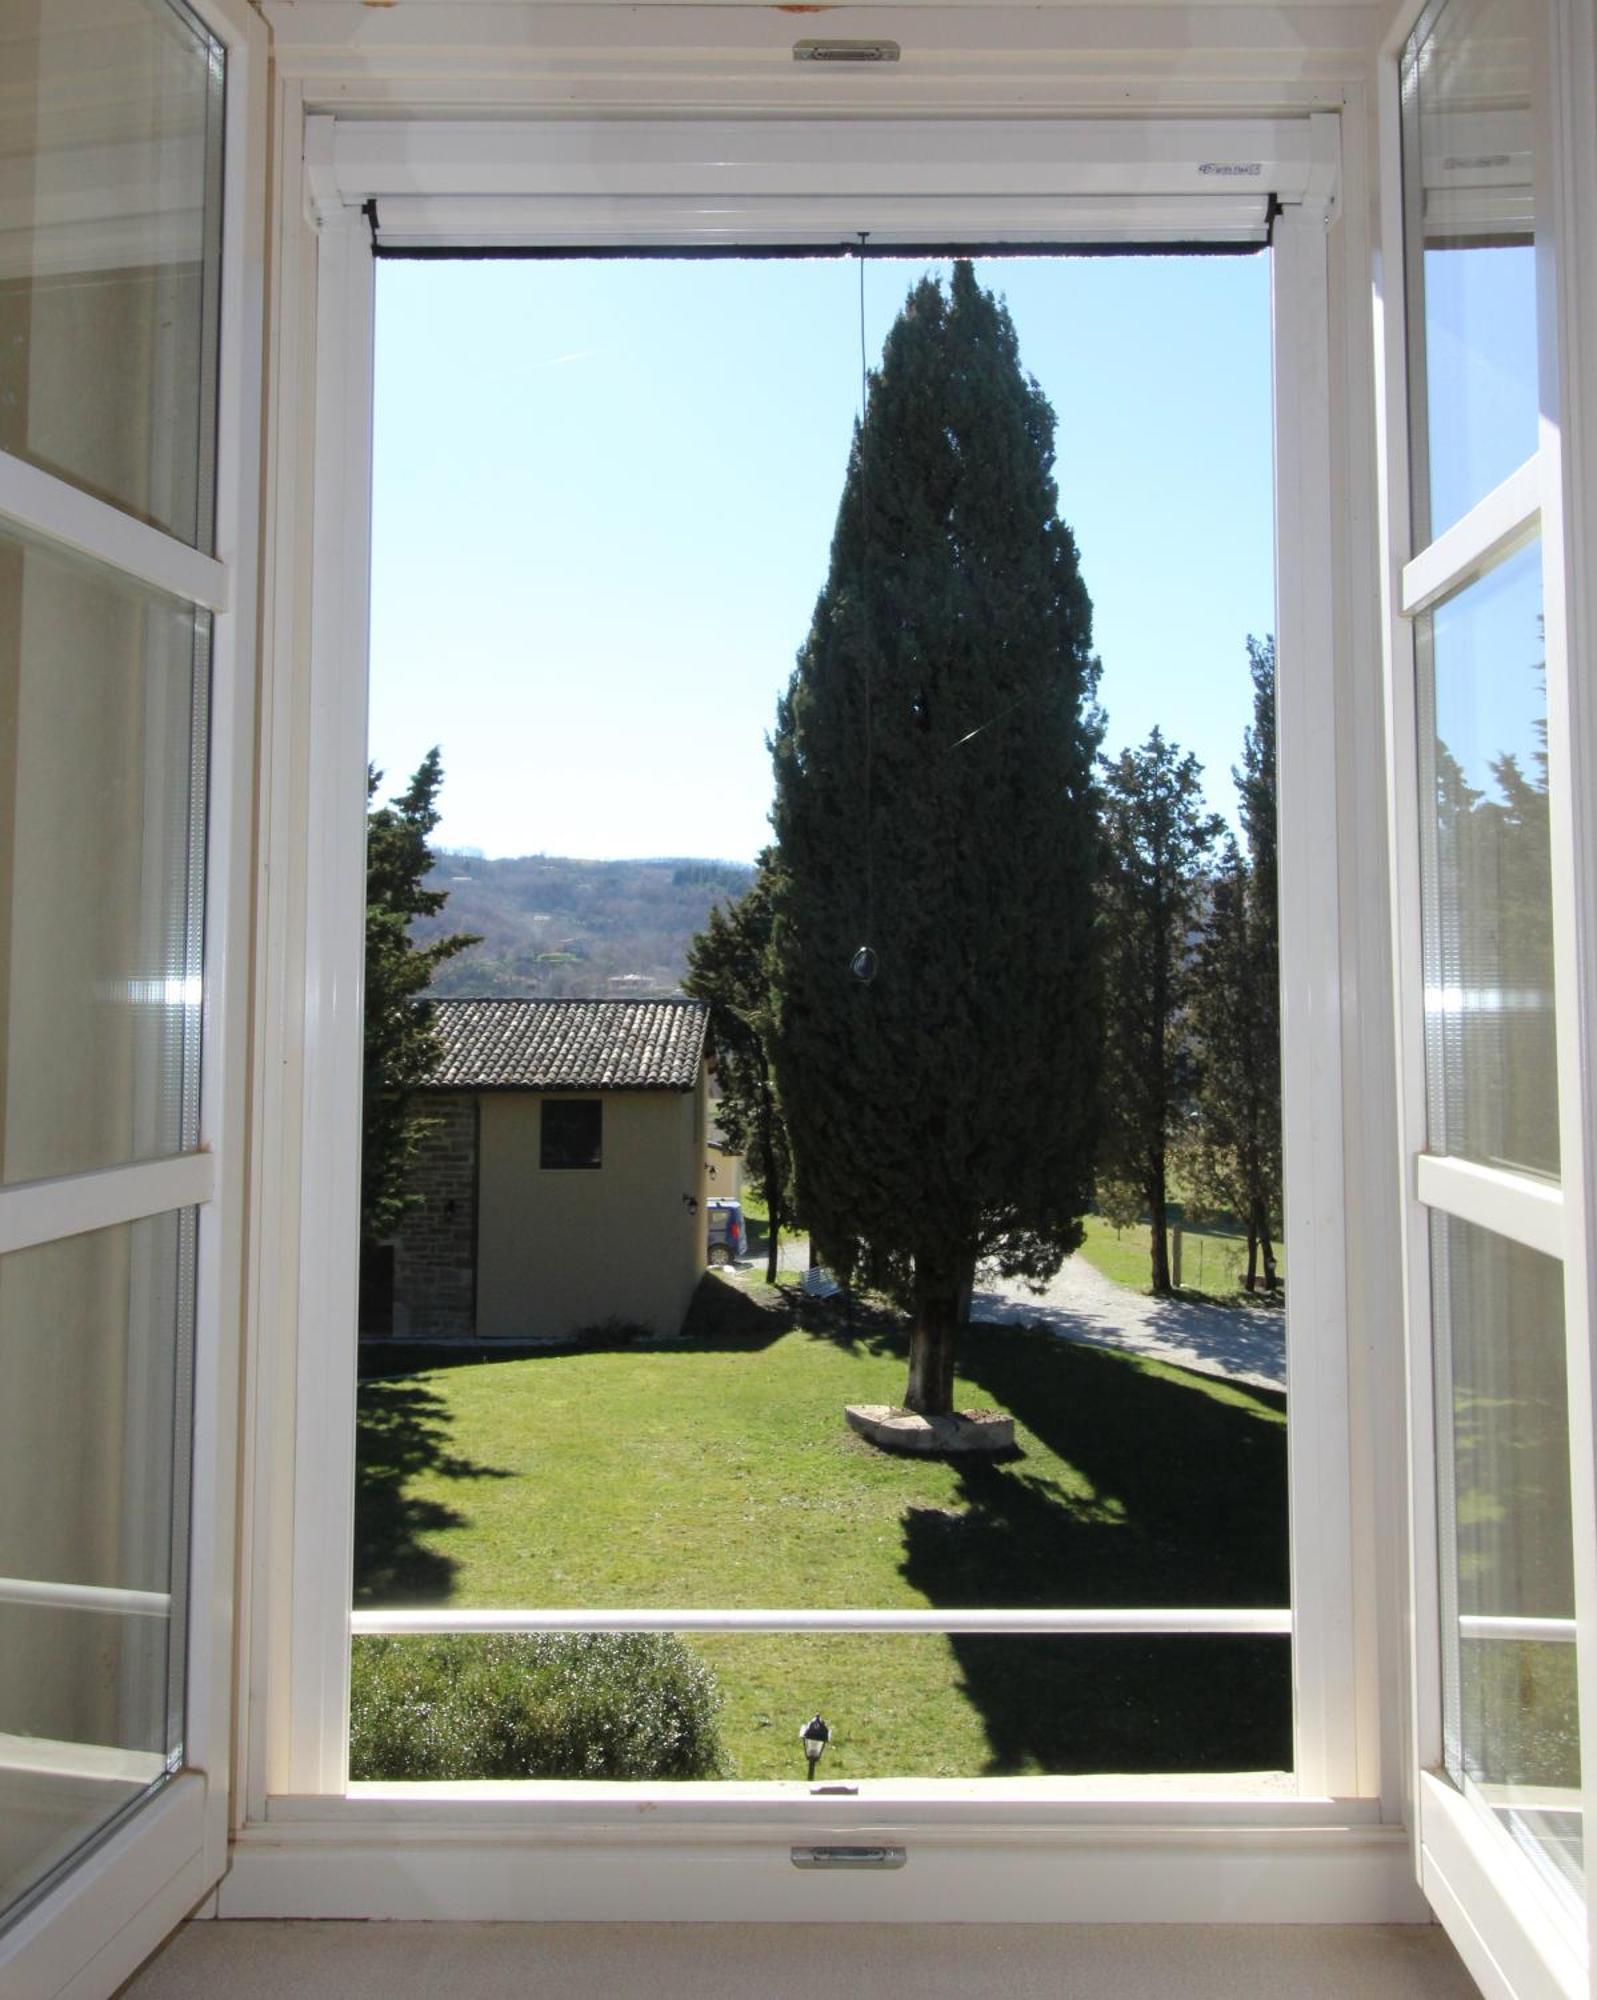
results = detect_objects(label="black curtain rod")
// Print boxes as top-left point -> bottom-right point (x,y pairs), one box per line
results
367,235 -> 1267,264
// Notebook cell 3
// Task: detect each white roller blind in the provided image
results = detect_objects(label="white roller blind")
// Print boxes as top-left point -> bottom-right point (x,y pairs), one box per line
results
313,113 -> 1337,251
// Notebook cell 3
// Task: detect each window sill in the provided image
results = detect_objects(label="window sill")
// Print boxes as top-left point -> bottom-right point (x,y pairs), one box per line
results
313,1769 -> 1313,1822
224,1790 -> 1422,1924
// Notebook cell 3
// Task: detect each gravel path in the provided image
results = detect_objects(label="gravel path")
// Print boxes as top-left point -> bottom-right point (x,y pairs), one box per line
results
764,1231 -> 1285,1394
972,1254 -> 1286,1394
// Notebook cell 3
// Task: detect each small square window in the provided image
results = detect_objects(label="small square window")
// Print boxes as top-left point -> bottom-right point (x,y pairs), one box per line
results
540,1097 -> 602,1170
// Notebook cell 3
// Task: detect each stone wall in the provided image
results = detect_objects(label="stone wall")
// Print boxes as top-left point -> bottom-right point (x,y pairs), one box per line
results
391,1093 -> 479,1339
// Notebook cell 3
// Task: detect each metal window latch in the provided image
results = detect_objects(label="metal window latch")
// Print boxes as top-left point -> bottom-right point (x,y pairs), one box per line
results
793,39 -> 901,63
791,1845 -> 907,1870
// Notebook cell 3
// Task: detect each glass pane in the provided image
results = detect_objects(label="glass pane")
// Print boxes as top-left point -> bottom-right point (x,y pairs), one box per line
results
0,0 -> 225,549
1432,1216 -> 1582,1913
0,1210 -> 195,1932
1418,539 -> 1556,1177
349,1630 -> 1293,1782
0,523 -> 207,1186
1402,0 -> 1538,545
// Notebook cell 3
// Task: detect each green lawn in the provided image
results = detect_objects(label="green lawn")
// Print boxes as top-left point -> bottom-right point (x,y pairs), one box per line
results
1075,1214 -> 1285,1302
355,1281 -> 1290,1778
742,1187 -> 1279,1304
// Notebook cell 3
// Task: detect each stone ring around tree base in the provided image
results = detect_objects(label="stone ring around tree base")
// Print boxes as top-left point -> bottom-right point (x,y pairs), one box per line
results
843,1403 -> 1015,1456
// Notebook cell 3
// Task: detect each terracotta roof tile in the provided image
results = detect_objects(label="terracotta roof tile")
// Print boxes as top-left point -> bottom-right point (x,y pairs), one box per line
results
423,997 -> 708,1093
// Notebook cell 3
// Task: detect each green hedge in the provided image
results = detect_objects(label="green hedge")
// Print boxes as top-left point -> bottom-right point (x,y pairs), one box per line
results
349,1632 -> 727,1781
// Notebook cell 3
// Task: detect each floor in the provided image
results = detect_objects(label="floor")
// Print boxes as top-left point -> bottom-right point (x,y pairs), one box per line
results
120,1920 -> 1479,1998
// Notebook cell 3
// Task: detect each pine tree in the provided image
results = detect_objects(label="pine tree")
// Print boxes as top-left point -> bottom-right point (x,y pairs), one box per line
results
768,260 -> 1102,1417
362,749 -> 479,1247
1237,635 -> 1278,969
1189,635 -> 1282,1291
684,854 -> 795,1286
1097,730 -> 1223,1295
1189,838 -> 1280,1289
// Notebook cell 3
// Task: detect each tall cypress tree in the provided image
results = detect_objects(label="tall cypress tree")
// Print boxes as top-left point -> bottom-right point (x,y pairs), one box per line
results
768,261 -> 1102,1417
362,749 -> 479,1248
1189,837 -> 1280,1289
684,853 -> 795,1286
1237,636 -> 1278,966
1187,636 -> 1283,1290
1236,635 -> 1283,1283
1096,730 -> 1223,1295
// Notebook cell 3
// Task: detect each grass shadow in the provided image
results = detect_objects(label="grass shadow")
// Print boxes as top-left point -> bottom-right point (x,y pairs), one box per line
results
677,1271 -> 909,1356
788,1286 -> 907,1360
359,1341 -> 563,1379
675,1271 -> 800,1351
899,1324 -> 1291,1773
957,1325 -> 1287,1603
943,1631 -> 1292,1774
353,1377 -> 516,1607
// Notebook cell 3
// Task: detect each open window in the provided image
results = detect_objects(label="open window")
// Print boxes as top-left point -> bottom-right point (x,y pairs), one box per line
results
0,0 -> 264,1991
227,100 -> 1430,1922
7,0 -> 1597,1984
1378,0 -> 1597,1987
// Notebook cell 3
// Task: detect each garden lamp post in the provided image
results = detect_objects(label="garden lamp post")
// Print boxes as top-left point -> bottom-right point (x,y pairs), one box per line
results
800,1713 -> 831,1780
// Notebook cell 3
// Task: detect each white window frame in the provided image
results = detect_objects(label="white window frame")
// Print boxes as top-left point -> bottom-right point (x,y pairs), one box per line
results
1373,0 -> 1597,1991
233,56 -> 1420,1925
0,0 -> 267,1992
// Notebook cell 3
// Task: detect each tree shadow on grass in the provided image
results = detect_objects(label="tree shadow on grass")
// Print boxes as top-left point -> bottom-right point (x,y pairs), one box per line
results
353,1377 -> 516,1607
941,1631 -> 1292,1775
898,1324 -> 1291,1774
677,1270 -> 911,1355
676,1272 -> 796,1351
788,1290 -> 908,1361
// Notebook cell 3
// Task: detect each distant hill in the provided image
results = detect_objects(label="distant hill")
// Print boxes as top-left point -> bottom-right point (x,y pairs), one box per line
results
413,853 -> 755,1000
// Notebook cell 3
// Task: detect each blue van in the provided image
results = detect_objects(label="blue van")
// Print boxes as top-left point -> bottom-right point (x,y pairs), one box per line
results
706,1198 -> 746,1266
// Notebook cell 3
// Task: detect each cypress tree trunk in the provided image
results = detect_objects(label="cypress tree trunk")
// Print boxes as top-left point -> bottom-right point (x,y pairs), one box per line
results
903,1252 -> 975,1415
1148,1162 -> 1172,1295
765,1193 -> 783,1287
905,1283 -> 960,1416
1257,1199 -> 1278,1290
1149,1220 -> 1171,1294
1245,1225 -> 1259,1293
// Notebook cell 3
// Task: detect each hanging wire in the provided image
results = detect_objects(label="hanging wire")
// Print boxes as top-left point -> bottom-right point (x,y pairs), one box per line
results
853,231 -> 878,984
945,690 -> 1036,755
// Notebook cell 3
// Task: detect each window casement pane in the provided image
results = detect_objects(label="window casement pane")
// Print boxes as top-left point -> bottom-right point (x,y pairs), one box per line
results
0,1205 -> 196,1932
348,1629 -> 1294,1783
1416,538 -> 1556,1179
1430,1212 -> 1581,1912
0,0 -> 225,552
0,521 -> 207,1187
1401,0 -> 1537,552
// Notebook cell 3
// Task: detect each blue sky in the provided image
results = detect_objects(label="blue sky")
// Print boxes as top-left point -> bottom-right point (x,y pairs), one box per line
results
369,251 -> 1277,861
1419,241 -> 1545,798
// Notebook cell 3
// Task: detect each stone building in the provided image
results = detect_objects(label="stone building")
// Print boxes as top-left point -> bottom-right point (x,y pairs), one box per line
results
386,997 -> 712,1343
